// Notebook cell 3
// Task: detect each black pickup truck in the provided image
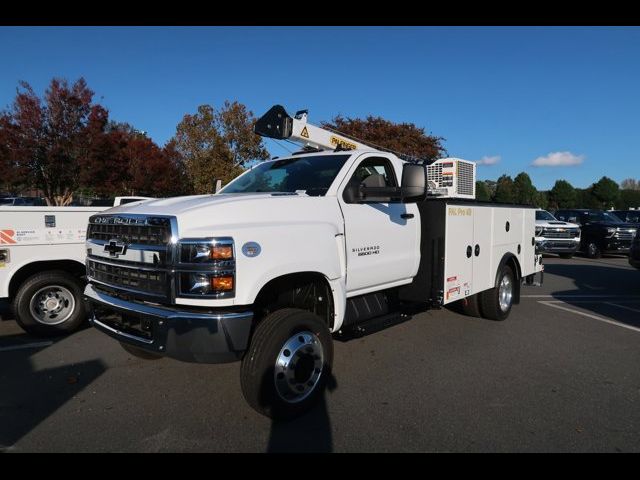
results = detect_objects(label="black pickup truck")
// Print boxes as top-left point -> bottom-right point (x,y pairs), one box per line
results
554,209 -> 637,258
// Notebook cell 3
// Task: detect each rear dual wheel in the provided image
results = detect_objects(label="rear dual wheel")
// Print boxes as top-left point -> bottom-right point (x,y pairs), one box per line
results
479,265 -> 515,321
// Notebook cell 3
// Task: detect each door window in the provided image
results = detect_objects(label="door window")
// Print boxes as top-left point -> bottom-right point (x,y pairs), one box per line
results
343,157 -> 397,203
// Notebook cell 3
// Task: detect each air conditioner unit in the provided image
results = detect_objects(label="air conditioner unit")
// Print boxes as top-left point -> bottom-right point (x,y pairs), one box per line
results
426,158 -> 476,199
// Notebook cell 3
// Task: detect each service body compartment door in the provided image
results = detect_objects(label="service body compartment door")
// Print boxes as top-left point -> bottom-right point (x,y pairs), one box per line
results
519,208 -> 537,277
443,204 -> 473,304
471,206 -> 494,294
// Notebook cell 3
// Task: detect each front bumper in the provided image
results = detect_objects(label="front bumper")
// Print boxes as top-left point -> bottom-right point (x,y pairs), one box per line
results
84,284 -> 253,364
602,239 -> 632,254
535,238 -> 580,254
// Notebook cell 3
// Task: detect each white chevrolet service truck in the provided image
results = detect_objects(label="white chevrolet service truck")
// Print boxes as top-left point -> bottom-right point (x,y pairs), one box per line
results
0,197 -> 150,336
85,106 -> 543,419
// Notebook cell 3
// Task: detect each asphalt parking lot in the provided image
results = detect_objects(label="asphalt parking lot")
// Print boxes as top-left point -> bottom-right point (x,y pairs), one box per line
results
1,255 -> 639,452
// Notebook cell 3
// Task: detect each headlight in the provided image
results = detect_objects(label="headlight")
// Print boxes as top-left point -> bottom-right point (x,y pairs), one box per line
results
606,227 -> 616,237
535,226 -> 543,236
181,272 -> 234,295
180,238 -> 234,263
177,237 -> 235,298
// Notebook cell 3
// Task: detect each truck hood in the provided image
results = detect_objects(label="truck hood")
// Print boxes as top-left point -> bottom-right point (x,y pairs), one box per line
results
585,221 -> 638,229
100,193 -> 343,238
535,220 -> 580,229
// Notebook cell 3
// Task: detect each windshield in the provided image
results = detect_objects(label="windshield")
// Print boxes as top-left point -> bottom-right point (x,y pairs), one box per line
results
220,154 -> 350,196
586,211 -> 623,223
536,210 -> 556,221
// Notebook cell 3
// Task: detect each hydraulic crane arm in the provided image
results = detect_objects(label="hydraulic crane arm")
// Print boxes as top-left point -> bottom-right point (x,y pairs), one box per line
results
254,105 -> 375,152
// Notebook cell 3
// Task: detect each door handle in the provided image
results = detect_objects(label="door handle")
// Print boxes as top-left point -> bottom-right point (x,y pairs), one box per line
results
401,213 -> 414,219
475,244 -> 480,256
466,246 -> 472,258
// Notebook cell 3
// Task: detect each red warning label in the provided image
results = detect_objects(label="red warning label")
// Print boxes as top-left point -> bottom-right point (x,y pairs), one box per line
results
0,229 -> 17,244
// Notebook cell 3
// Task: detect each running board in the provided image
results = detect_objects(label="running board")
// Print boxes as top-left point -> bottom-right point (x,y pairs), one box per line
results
339,312 -> 410,338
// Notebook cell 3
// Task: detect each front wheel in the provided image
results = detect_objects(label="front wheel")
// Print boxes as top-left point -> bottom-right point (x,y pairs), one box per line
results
240,308 -> 333,420
479,265 -> 515,321
12,270 -> 87,337
586,241 -> 602,259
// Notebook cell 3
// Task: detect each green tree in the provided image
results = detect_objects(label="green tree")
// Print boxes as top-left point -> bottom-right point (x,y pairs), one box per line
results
591,176 -> 620,209
494,175 -> 516,203
534,190 -> 549,210
513,172 -> 537,205
617,189 -> 640,210
548,180 -> 577,210
172,101 -> 269,194
576,188 -> 600,209
475,180 -> 492,201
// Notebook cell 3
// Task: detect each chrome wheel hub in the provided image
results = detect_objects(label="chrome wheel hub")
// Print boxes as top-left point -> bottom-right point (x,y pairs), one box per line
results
29,285 -> 75,325
274,331 -> 324,403
498,275 -> 513,312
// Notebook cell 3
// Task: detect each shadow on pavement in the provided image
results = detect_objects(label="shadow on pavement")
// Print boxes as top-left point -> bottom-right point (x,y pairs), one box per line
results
0,339 -> 106,451
266,373 -> 338,453
544,261 -> 640,330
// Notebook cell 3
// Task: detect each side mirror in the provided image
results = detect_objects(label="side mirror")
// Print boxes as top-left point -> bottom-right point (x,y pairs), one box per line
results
343,183 -> 360,203
401,164 -> 426,203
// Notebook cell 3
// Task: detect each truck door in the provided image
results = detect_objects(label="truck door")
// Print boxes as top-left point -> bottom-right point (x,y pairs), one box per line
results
337,154 -> 420,293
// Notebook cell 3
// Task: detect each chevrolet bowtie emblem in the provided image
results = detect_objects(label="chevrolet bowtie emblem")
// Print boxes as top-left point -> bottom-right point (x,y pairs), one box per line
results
104,240 -> 128,258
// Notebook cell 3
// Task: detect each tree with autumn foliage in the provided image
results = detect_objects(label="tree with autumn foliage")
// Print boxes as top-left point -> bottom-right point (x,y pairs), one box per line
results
321,115 -> 446,161
172,101 -> 269,194
1,78 -> 100,205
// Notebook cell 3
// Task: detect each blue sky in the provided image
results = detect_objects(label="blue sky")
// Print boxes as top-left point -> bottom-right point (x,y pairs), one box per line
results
1,26 -> 638,190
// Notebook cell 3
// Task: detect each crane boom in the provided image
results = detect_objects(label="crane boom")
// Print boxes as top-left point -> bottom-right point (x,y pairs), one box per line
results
254,105 -> 375,152
254,104 -> 477,199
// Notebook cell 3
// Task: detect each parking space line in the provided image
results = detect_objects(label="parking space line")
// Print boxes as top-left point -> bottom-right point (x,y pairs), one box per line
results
538,301 -> 640,334
523,294 -> 640,298
0,341 -> 53,352
605,302 -> 640,314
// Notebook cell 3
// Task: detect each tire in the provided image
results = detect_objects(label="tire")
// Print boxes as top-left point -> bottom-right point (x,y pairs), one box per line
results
240,308 -> 333,420
120,342 -> 163,360
559,253 -> 574,259
586,242 -> 602,259
479,265 -> 515,321
12,270 -> 87,337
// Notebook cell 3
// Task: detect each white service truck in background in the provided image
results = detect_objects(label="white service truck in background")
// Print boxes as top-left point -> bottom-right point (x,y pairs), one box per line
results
0,197 -> 151,336
84,105 -> 543,419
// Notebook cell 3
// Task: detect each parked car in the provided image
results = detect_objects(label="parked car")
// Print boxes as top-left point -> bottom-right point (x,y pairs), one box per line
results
0,197 -> 29,206
555,209 -> 637,258
630,231 -> 640,269
0,196 -> 46,206
611,210 -> 640,225
535,209 -> 581,258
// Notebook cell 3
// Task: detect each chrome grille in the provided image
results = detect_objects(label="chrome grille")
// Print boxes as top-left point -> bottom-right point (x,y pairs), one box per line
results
614,229 -> 636,241
87,259 -> 168,297
86,215 -> 175,301
87,216 -> 171,246
541,227 -> 580,239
